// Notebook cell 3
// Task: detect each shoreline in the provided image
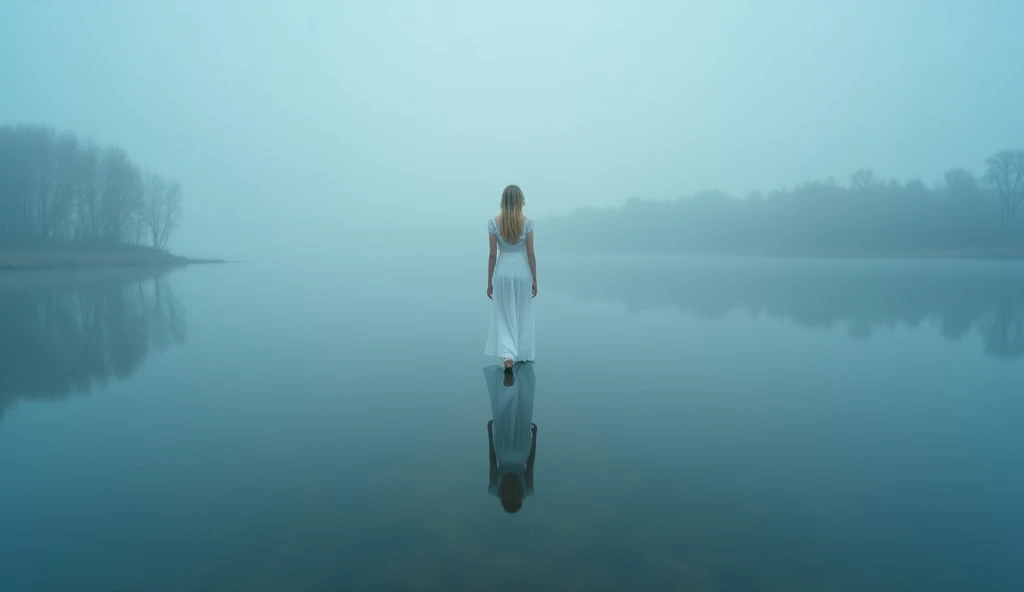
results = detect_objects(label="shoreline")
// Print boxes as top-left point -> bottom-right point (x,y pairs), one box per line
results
0,244 -> 225,272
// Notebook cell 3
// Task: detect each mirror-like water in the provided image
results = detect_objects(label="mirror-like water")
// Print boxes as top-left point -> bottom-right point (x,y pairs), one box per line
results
1,256 -> 1021,591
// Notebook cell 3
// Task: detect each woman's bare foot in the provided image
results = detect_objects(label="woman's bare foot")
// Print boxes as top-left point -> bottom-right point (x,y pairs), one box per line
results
503,358 -> 513,370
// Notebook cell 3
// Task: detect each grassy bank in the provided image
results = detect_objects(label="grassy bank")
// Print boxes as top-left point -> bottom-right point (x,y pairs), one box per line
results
0,240 -> 222,271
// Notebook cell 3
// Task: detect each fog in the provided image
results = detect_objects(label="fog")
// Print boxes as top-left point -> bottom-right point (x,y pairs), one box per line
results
3,0 -> 1023,261
7,5 -> 1024,587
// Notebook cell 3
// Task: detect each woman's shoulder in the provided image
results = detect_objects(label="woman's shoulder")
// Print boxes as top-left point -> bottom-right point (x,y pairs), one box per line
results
525,217 -> 534,233
487,217 -> 497,233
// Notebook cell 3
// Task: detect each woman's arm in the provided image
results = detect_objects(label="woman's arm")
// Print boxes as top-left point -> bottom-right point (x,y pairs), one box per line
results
487,233 -> 498,297
525,228 -> 537,296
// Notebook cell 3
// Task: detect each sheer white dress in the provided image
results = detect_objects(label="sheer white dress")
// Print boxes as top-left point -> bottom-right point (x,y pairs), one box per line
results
485,217 -> 535,363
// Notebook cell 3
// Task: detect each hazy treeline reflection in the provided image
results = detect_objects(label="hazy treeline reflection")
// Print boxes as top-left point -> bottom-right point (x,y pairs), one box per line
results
0,270 -> 185,419
550,257 -> 1024,359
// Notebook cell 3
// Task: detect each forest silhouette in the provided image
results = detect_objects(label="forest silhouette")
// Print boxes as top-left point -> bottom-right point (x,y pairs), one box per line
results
0,124 -> 182,250
545,152 -> 1024,257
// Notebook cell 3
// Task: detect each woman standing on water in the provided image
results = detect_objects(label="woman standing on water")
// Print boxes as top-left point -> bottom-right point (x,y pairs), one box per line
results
485,185 -> 537,369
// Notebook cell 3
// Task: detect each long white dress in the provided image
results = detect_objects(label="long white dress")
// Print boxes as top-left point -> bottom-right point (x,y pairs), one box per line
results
484,362 -> 537,497
485,217 -> 536,362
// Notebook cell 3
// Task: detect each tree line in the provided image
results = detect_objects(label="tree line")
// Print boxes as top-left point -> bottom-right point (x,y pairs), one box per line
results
0,124 -> 182,250
544,150 -> 1024,256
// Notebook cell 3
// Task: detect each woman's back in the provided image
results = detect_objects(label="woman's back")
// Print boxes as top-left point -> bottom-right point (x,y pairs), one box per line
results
489,216 -> 533,254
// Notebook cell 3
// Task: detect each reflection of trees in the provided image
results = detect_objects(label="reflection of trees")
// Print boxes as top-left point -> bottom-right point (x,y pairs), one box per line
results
548,257 -> 1024,359
984,297 -> 1024,359
0,270 -> 185,419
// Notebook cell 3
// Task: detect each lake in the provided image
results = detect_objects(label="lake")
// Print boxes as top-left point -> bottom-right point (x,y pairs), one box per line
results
1,255 -> 1022,591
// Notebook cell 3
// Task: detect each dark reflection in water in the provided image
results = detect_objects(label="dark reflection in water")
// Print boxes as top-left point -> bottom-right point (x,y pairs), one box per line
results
484,362 -> 538,514
549,257 -> 1024,359
0,269 -> 185,420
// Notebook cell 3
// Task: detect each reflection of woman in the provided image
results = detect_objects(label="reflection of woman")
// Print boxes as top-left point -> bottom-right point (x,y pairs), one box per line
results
484,362 -> 537,513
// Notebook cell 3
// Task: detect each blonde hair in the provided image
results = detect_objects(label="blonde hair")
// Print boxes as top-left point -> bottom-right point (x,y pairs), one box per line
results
498,185 -> 526,243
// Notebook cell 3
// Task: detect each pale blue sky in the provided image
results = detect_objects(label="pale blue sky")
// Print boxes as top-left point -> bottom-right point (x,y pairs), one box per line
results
2,0 -> 1023,258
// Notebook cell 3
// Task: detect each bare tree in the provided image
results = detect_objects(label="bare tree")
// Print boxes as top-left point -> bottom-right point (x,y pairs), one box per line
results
22,126 -> 56,238
142,172 -> 164,248
130,209 -> 147,246
944,168 -> 979,198
850,169 -> 876,191
73,140 -> 100,240
47,132 -> 80,240
143,171 -> 182,250
99,147 -> 144,242
0,126 -> 36,239
983,149 -> 1024,228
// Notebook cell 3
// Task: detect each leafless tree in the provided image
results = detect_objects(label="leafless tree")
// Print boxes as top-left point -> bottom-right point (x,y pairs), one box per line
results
73,140 -> 100,240
99,147 -> 144,242
983,149 -> 1024,228
143,171 -> 182,250
46,132 -> 81,240
944,168 -> 979,198
850,169 -> 876,191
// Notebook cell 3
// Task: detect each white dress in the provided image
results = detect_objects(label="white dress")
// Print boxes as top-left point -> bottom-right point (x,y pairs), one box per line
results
485,217 -> 536,362
484,362 -> 537,496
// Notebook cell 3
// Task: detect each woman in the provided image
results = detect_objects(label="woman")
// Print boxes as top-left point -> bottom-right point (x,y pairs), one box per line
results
484,361 -> 537,514
485,185 -> 537,369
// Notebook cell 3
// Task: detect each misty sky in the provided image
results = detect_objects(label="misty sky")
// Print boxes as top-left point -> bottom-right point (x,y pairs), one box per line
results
3,0 -> 1024,259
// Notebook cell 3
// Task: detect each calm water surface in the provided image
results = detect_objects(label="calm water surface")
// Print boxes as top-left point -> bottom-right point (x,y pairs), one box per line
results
1,255 -> 1022,591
